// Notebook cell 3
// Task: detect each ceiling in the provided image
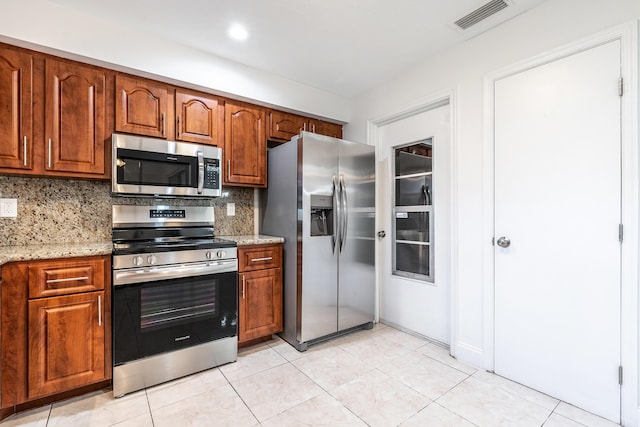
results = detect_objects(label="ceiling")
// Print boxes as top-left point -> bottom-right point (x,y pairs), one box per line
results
50,0 -> 549,97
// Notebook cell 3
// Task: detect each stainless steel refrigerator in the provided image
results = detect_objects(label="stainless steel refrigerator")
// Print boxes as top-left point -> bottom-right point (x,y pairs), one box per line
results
261,131 -> 375,351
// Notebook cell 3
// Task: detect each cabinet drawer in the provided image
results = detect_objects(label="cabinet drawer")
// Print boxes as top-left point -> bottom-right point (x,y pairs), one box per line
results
28,257 -> 107,298
238,244 -> 282,272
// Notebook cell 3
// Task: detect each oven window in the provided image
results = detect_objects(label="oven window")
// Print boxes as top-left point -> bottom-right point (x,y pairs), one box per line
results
140,280 -> 217,330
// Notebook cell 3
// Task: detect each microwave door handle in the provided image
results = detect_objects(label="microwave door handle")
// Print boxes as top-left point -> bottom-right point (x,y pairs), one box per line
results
197,151 -> 204,194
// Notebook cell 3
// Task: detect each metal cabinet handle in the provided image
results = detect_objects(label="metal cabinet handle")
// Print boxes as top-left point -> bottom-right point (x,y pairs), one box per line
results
45,276 -> 89,284
47,138 -> 52,168
23,136 -> 27,167
227,159 -> 231,181
250,257 -> 272,262
161,113 -> 165,137
98,295 -> 102,326
242,275 -> 246,299
177,115 -> 181,138
312,123 -> 316,133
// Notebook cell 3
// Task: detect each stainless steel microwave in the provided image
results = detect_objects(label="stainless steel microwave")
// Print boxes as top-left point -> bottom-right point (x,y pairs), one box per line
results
112,134 -> 222,197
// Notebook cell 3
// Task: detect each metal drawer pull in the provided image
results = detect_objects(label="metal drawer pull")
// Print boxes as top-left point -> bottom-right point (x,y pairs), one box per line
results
251,257 -> 273,262
98,295 -> 102,326
45,276 -> 89,284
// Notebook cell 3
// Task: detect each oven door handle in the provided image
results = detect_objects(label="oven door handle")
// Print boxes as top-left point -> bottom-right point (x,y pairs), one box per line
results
113,261 -> 237,286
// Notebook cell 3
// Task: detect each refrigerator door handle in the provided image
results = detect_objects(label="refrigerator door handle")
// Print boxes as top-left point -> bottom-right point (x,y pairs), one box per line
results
332,175 -> 339,254
339,175 -> 348,253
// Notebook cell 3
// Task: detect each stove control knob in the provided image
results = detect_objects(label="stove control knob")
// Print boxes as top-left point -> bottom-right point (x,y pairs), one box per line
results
216,250 -> 226,259
147,255 -> 157,265
206,251 -> 213,260
132,256 -> 143,266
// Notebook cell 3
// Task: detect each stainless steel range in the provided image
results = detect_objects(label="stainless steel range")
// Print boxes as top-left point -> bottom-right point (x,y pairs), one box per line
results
111,205 -> 237,397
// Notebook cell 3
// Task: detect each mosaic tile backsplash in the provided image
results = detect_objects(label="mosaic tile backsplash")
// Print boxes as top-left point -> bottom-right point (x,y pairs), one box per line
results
0,176 -> 255,246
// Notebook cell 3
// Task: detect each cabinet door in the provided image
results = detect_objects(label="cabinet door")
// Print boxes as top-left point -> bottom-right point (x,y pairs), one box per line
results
310,119 -> 342,139
115,75 -> 169,138
175,89 -> 223,146
268,110 -> 307,143
28,291 -> 106,399
224,101 -> 266,187
45,59 -> 107,176
239,269 -> 282,343
0,47 -> 33,171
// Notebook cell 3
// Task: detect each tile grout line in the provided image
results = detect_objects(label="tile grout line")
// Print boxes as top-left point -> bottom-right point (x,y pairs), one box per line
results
276,357 -> 374,427
221,363 -> 264,425
45,403 -> 52,427
144,389 -> 156,427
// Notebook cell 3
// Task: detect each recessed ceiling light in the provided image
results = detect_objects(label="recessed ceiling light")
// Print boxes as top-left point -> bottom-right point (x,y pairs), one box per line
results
228,24 -> 248,41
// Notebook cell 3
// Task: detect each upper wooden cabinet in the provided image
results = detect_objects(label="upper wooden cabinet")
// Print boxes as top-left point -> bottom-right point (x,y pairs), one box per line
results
115,75 -> 171,139
224,101 -> 267,187
175,89 -> 223,146
0,46 -> 33,171
309,119 -> 342,139
268,110 -> 343,143
0,44 -> 111,179
45,59 -> 107,176
268,110 -> 308,143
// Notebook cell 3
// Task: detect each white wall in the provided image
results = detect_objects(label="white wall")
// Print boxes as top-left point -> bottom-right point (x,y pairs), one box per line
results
0,0 -> 350,123
345,0 -> 640,369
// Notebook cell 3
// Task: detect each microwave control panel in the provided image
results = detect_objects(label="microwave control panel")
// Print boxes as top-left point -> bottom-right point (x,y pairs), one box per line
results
204,159 -> 220,189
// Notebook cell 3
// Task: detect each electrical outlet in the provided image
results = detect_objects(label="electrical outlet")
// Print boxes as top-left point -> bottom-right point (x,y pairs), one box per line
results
0,198 -> 17,218
226,202 -> 235,216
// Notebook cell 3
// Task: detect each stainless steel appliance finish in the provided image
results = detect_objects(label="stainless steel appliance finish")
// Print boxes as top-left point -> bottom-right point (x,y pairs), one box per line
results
112,337 -> 237,398
112,133 -> 222,197
112,205 -> 237,397
261,132 -> 375,351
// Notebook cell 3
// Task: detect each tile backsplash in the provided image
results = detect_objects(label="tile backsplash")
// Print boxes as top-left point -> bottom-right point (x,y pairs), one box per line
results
0,176 -> 254,246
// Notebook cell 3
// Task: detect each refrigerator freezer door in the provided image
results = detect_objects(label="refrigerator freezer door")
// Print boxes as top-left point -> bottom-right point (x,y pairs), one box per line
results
338,139 -> 376,331
300,133 -> 340,343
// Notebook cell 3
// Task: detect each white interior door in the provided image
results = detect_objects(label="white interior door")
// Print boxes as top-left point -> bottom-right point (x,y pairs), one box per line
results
377,103 -> 451,344
494,40 -> 621,422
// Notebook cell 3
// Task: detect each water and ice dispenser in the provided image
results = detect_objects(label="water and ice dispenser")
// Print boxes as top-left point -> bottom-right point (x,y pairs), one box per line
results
310,194 -> 333,236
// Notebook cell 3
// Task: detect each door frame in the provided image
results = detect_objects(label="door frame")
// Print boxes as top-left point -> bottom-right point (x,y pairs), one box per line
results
367,89 -> 459,352
481,22 -> 638,425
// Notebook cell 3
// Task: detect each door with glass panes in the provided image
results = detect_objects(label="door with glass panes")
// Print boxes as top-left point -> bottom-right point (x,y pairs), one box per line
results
377,103 -> 451,344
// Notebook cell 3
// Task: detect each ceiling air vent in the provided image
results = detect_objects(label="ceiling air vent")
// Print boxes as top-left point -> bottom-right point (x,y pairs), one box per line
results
453,0 -> 510,30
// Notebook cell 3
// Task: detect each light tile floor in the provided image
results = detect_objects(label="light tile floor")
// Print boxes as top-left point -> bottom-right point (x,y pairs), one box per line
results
2,323 -> 621,427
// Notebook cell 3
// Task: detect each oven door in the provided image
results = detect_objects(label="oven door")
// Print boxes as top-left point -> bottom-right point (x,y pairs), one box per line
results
113,268 -> 237,366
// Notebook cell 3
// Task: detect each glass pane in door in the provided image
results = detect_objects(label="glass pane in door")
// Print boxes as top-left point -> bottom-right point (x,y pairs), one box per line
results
393,140 -> 434,282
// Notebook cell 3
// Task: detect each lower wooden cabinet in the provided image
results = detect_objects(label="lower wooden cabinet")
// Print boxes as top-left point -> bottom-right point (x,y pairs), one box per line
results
0,255 -> 110,415
28,291 -> 106,399
238,244 -> 283,344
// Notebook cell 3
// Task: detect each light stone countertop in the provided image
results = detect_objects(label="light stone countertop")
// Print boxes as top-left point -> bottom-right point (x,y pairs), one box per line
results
0,242 -> 113,266
0,235 -> 284,266
221,234 -> 285,246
